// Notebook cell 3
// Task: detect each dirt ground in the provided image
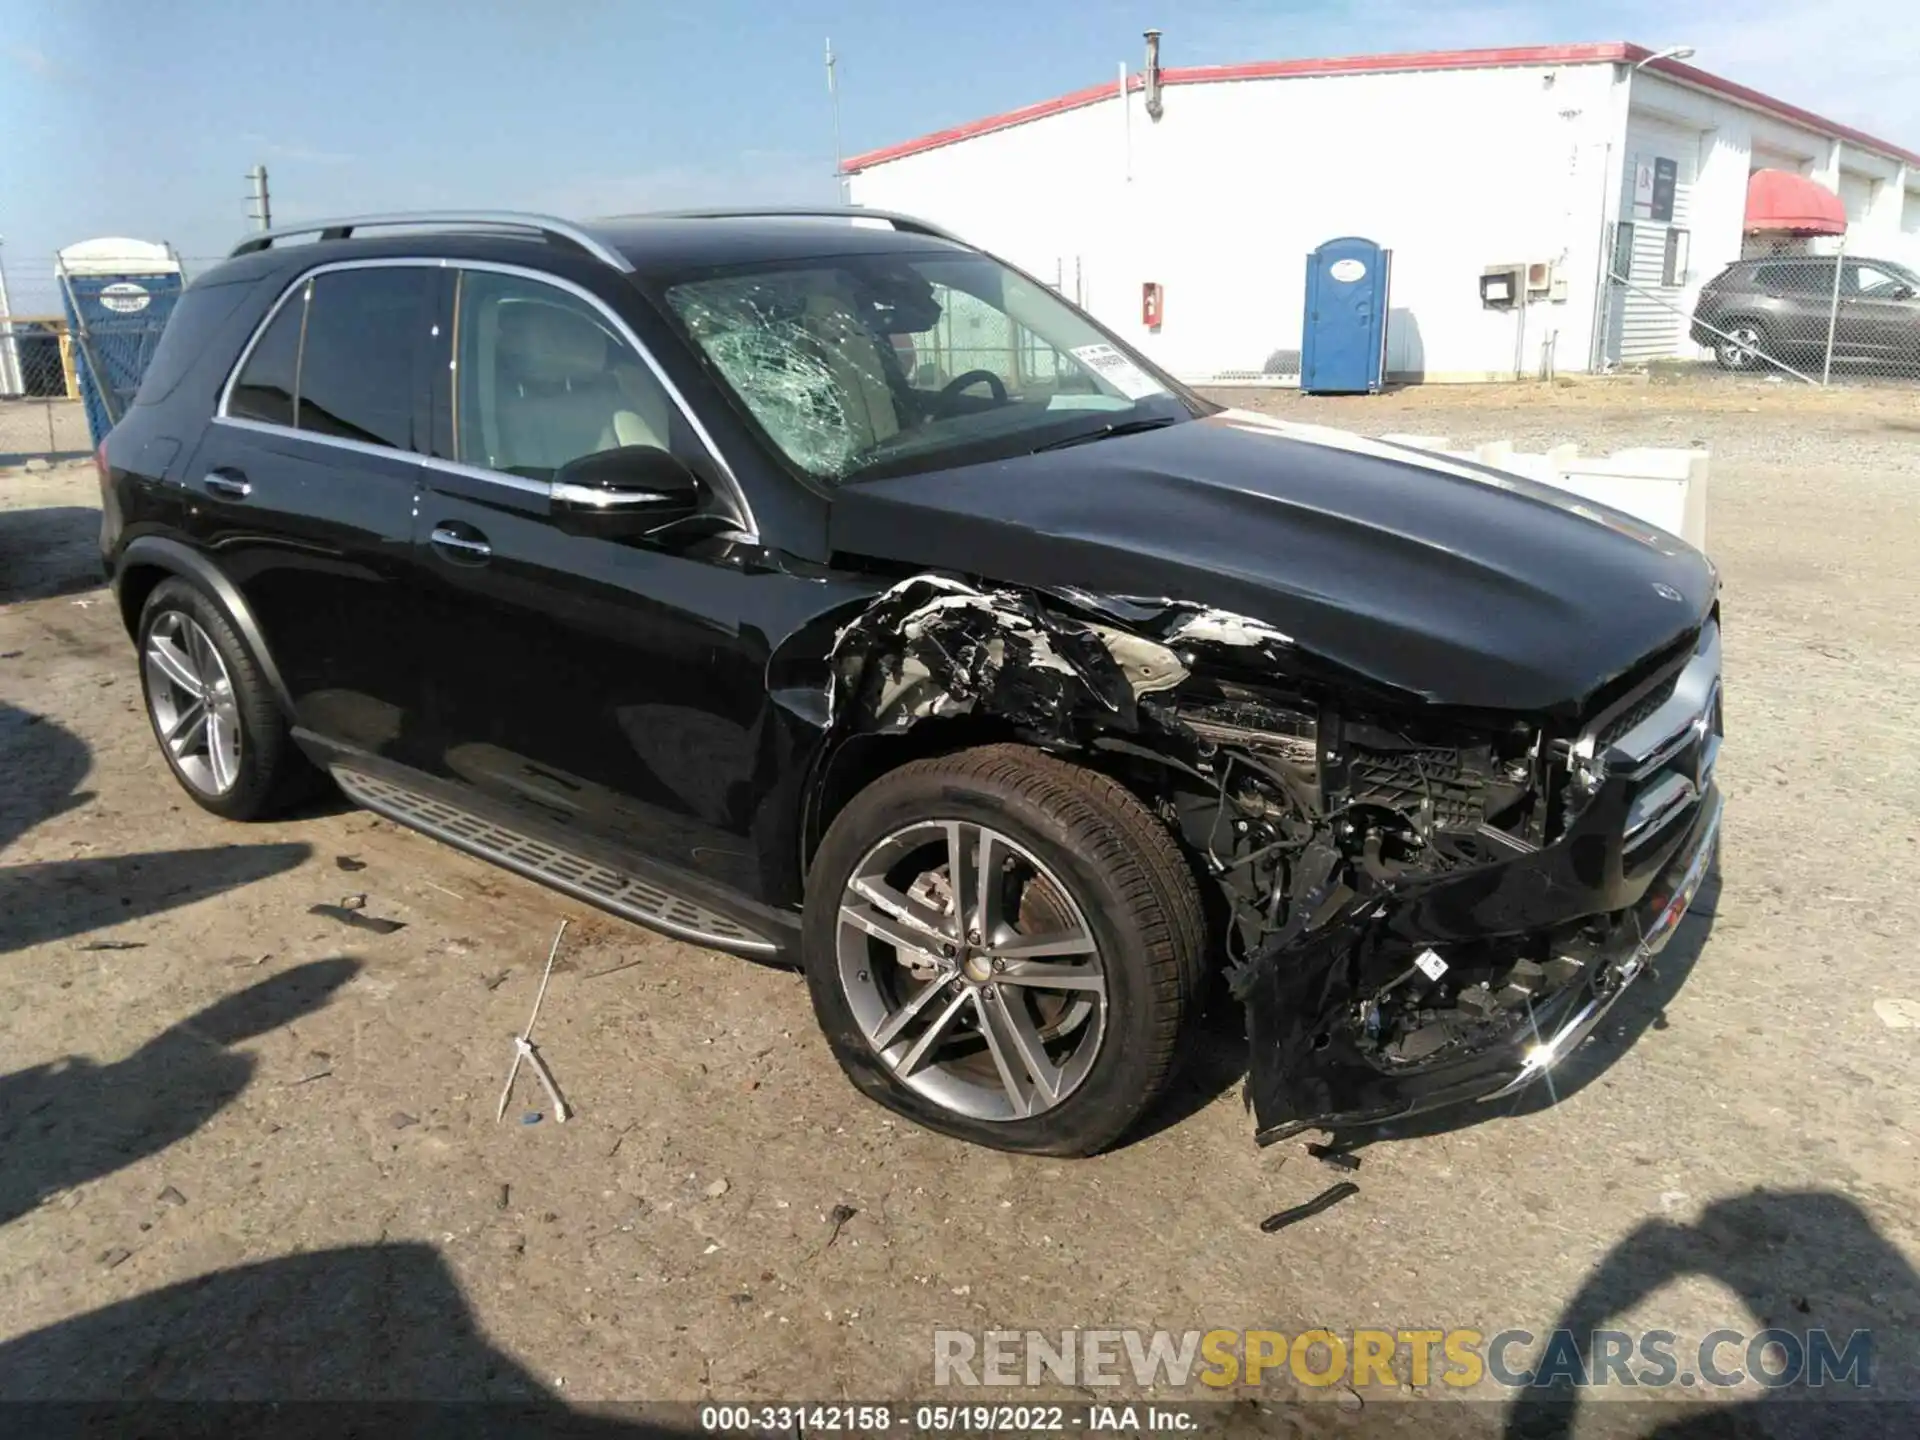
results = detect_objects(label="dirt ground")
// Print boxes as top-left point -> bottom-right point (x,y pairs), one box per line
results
3,386 -> 1918,1430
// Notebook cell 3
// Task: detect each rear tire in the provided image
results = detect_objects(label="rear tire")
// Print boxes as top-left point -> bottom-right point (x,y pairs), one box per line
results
136,577 -> 316,820
802,744 -> 1207,1156
1714,321 -> 1771,371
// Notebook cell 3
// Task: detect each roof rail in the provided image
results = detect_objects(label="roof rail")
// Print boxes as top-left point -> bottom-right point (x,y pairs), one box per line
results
638,206 -> 965,244
228,212 -> 634,273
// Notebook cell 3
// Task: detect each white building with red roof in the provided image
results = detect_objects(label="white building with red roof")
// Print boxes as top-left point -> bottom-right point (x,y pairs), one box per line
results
845,38 -> 1919,383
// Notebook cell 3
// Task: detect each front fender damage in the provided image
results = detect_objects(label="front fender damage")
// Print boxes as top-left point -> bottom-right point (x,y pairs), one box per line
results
819,571 -> 1667,1145
825,575 -> 1192,737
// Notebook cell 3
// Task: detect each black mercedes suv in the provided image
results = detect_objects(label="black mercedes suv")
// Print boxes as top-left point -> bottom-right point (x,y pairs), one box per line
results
100,209 -> 1723,1155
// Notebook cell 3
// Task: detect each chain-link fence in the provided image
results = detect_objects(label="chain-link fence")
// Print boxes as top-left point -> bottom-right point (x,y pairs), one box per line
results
0,318 -> 90,463
57,265 -> 184,445
2,245 -> 199,449
1612,249 -> 1920,387
0,317 -> 77,401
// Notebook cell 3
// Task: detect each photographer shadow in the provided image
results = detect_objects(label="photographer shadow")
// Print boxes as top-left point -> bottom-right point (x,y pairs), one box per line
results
0,959 -> 359,1225
0,1244 -> 704,1437
1503,1187 -> 1920,1438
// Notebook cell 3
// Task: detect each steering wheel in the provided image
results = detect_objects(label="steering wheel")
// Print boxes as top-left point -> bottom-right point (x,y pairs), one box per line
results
938,369 -> 1008,406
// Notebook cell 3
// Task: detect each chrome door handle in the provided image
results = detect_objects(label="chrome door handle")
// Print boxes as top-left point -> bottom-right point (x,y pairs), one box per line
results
203,471 -> 251,499
429,525 -> 492,559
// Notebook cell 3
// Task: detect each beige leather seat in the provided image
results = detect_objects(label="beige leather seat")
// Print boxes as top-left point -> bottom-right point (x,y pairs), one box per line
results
800,294 -> 901,454
488,302 -> 668,474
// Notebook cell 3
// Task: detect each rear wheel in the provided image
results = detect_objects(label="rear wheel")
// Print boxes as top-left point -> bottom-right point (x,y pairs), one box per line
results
137,577 -> 314,819
802,744 -> 1206,1155
1714,322 -> 1770,371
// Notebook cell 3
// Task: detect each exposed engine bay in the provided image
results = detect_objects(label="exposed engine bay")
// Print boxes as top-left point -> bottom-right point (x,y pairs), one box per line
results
826,574 -> 1724,1139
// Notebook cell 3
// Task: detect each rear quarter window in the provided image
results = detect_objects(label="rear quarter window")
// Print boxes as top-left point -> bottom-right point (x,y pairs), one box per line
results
293,267 -> 434,449
227,286 -> 305,428
130,279 -> 256,408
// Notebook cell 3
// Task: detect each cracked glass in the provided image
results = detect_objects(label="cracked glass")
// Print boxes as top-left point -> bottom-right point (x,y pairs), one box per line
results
664,252 -> 1183,483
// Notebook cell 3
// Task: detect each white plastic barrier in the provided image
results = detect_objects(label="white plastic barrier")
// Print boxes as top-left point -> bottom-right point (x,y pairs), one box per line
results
1379,435 -> 1709,553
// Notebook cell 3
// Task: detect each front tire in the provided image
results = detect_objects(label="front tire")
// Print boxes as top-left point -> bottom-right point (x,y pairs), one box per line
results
802,744 -> 1206,1155
136,577 -> 312,820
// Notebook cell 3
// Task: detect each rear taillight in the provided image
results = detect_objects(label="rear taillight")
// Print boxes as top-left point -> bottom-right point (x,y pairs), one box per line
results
95,440 -> 109,496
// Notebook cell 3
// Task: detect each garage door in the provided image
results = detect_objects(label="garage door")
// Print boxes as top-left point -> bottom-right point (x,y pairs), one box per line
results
1609,116 -> 1700,363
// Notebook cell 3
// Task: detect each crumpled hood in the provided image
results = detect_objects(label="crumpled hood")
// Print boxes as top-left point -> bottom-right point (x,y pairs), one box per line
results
827,411 -> 1716,713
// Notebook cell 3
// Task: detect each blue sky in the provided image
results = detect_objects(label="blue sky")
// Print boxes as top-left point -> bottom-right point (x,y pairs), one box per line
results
3,0 -> 1913,312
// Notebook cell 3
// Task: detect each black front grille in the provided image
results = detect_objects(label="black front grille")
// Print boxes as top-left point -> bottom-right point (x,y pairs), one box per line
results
1569,620 -> 1721,858
1600,669 -> 1681,751
1620,685 -> 1721,859
1579,624 -> 1699,733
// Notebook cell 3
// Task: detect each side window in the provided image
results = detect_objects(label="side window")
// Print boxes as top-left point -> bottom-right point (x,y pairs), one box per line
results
297,268 -> 435,449
455,271 -> 679,480
1778,263 -> 1831,294
227,285 -> 305,427
1851,263 -> 1907,298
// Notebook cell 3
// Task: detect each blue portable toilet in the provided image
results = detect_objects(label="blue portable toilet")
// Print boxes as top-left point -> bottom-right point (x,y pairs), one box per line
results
1300,237 -> 1392,395
56,237 -> 185,447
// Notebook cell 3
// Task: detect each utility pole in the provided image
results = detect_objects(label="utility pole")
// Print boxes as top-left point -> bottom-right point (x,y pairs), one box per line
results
825,38 -> 847,202
247,164 -> 273,232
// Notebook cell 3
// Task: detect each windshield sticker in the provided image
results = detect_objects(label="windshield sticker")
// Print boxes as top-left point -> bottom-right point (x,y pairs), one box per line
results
1047,394 -> 1135,412
1070,344 -> 1166,401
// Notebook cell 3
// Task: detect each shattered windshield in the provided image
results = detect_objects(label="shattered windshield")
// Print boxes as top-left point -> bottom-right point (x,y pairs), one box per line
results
662,251 -> 1190,482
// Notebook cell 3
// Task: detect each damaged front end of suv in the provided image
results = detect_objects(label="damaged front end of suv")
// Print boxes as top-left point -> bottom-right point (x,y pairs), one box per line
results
824,564 -> 1724,1143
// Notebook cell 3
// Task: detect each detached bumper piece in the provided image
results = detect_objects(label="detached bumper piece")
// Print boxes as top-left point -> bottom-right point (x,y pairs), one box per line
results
1486,789 -> 1720,1099
1243,785 -> 1721,1141
1239,622 -> 1725,1141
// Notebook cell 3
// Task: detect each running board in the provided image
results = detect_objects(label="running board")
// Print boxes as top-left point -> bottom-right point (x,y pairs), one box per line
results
331,766 -> 780,956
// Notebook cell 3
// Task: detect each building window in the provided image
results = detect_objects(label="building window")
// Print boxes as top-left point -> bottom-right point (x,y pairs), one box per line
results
1662,229 -> 1690,288
1610,223 -> 1636,284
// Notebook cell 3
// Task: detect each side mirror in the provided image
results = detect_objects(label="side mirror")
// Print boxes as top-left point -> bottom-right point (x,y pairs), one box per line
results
1894,284 -> 1917,301
550,446 -> 702,537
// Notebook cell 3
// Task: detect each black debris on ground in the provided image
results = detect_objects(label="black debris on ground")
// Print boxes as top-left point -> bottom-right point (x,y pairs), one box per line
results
1306,1142 -> 1361,1172
309,904 -> 405,935
1260,1181 -> 1360,1234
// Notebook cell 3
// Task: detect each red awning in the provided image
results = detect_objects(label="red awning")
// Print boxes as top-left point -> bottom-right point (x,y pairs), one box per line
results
1744,168 -> 1846,235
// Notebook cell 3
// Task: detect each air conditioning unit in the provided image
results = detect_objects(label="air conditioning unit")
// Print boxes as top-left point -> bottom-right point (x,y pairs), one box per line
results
1480,264 -> 1525,309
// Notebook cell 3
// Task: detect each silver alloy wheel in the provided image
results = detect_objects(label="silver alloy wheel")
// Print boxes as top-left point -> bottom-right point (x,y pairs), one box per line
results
144,611 -> 243,796
836,819 -> 1107,1122
1719,326 -> 1763,369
